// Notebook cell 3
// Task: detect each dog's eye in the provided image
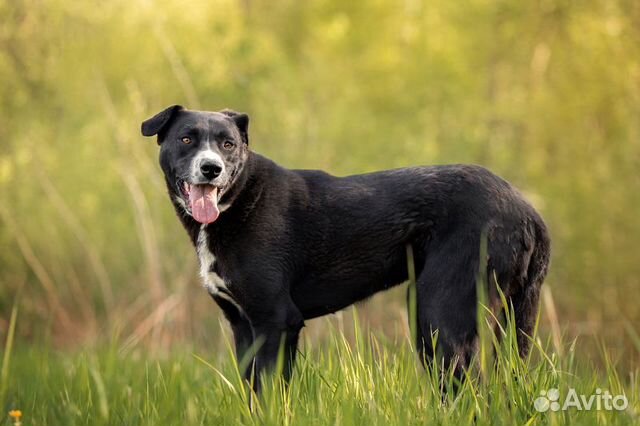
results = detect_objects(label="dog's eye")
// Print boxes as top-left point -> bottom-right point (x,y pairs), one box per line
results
181,137 -> 192,145
223,140 -> 234,150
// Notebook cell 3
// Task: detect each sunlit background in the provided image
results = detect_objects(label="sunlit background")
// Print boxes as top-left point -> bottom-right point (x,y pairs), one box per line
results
1,0 -> 639,368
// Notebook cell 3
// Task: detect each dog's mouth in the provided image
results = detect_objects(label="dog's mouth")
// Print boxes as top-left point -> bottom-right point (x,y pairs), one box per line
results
180,181 -> 222,224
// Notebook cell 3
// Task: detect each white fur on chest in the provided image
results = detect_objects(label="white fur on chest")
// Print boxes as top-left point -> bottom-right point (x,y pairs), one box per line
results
196,227 -> 227,296
196,227 -> 245,315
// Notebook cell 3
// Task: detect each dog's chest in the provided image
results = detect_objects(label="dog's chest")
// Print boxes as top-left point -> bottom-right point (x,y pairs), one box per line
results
196,228 -> 227,296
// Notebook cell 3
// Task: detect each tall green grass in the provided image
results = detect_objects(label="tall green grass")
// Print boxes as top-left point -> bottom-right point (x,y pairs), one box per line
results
2,302 -> 638,426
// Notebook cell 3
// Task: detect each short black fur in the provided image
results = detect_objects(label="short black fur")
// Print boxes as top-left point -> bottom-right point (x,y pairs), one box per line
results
141,106 -> 551,392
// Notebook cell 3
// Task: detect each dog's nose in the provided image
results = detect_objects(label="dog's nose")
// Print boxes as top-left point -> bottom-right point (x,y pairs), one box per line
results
200,161 -> 223,180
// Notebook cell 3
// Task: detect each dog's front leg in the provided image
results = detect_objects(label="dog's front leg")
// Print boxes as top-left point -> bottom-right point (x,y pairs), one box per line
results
211,294 -> 255,380
249,299 -> 304,393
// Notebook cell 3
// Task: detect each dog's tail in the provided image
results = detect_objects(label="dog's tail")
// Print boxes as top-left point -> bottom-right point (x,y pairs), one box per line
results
511,217 -> 551,357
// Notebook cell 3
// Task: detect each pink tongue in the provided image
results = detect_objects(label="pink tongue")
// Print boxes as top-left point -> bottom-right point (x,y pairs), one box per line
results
189,185 -> 220,224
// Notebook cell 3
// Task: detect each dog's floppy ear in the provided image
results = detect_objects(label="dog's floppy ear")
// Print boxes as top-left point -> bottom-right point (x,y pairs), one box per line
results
141,105 -> 184,143
221,109 -> 249,145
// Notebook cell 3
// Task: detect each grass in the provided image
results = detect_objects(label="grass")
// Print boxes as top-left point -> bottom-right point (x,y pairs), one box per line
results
2,305 -> 639,426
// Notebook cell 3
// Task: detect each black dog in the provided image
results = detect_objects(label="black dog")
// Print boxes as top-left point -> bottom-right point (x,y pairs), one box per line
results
141,105 -> 550,391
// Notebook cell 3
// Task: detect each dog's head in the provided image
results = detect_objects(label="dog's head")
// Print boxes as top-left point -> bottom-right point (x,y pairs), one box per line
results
141,105 -> 250,224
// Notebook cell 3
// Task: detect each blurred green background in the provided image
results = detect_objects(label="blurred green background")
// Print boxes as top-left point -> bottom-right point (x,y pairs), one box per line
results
0,0 -> 638,362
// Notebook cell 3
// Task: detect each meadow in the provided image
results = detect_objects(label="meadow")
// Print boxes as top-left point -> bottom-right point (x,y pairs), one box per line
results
2,304 -> 640,426
1,0 -> 639,424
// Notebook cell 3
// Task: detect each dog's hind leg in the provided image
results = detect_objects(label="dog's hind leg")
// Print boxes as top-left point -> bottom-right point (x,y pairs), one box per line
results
510,285 -> 540,358
413,232 -> 480,383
